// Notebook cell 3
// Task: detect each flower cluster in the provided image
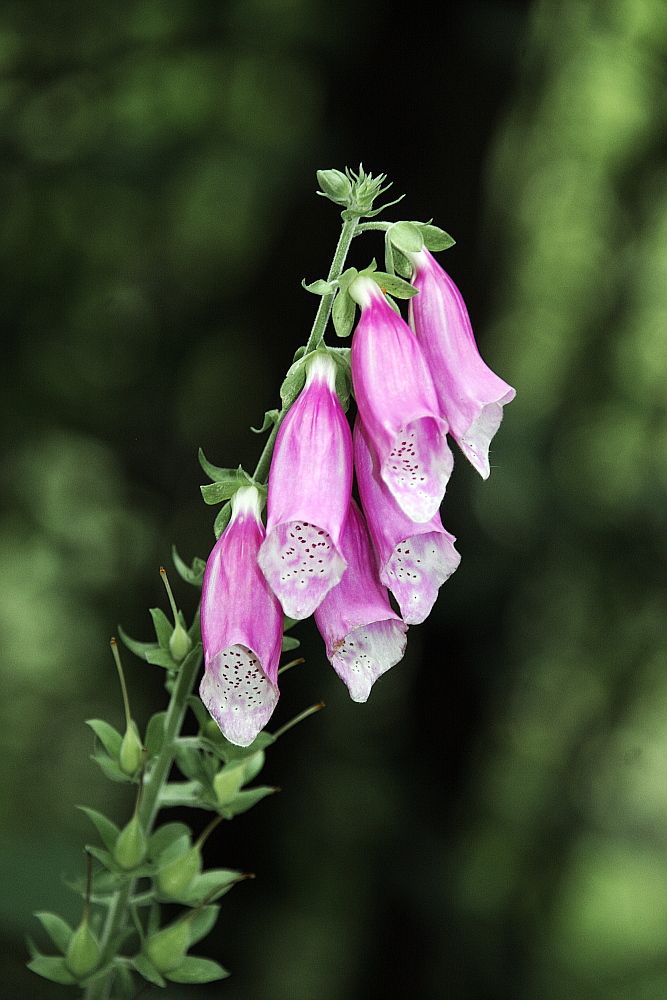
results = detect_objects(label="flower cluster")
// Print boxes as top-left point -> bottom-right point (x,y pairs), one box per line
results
201,249 -> 514,746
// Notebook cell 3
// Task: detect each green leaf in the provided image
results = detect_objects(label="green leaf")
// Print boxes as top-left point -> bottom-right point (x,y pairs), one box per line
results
213,501 -> 232,539
251,408 -> 280,434
172,546 -> 205,588
279,356 -> 307,409
149,607 -> 173,651
419,223 -> 455,251
283,616 -> 299,631
145,647 -> 179,670
166,956 -> 229,984
117,625 -> 161,662
302,278 -> 334,295
222,785 -> 277,818
201,479 -> 242,505
187,905 -> 220,947
389,220 -> 424,253
213,730 -> 275,764
145,711 -> 167,759
281,635 -> 300,651
90,754 -> 134,784
148,822 -> 191,861
78,807 -> 121,853
337,266 -> 360,295
33,912 -> 73,954
27,954 -> 77,985
369,271 -> 419,298
85,845 -> 116,870
392,246 -> 412,279
86,720 -> 122,761
174,745 -> 208,784
158,780 -> 203,809
197,448 -> 235,483
332,289 -> 356,339
178,869 -> 241,905
131,953 -> 166,988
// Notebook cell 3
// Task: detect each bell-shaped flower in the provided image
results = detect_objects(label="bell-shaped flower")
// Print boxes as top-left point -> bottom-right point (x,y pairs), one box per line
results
314,499 -> 407,702
348,275 -> 452,524
200,485 -> 283,747
258,352 -> 352,620
354,417 -> 460,624
409,248 -> 515,479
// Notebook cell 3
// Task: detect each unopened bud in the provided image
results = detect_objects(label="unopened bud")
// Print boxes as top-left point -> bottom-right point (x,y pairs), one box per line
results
169,620 -> 192,663
65,921 -> 101,978
145,920 -> 189,974
119,721 -> 143,776
317,169 -> 352,205
156,846 -> 201,899
114,815 -> 146,870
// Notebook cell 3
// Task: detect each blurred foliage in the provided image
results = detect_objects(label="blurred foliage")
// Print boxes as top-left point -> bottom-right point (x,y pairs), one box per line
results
4,0 -> 667,998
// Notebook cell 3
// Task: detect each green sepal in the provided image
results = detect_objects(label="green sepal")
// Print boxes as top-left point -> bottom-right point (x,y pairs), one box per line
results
213,762 -> 245,805
149,607 -> 172,650
211,730 -> 275,765
316,168 -> 352,205
392,246 -> 412,279
145,646 -> 179,670
172,546 -> 205,588
419,223 -> 455,251
220,785 -> 277,819
251,409 -> 280,434
384,295 -> 402,316
302,278 -> 334,295
198,448 -> 235,483
158,780 -> 204,809
166,956 -> 230,984
242,749 -> 266,783
65,867 -> 124,904
131,952 -> 166,988
281,635 -> 300,651
280,356 -> 308,409
389,220 -> 424,253
187,694 -> 210,730
369,271 -> 418,298
144,711 -> 167,760
213,502 -> 232,539
33,912 -> 73,954
90,754 -> 134,783
86,719 -> 122,761
187,905 -> 219,947
144,919 -> 190,974
156,845 -> 201,900
175,869 -> 241,906
356,192 -> 405,219
78,806 -> 121,853
27,952 -> 77,985
174,743 -> 216,791
283,616 -> 299,631
332,288 -> 356,339
85,844 -> 117,870
117,625 -> 161,664
201,477 -> 247,505
148,822 -> 191,861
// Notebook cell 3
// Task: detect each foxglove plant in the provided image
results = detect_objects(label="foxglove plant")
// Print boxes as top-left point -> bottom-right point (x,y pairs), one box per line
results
354,416 -> 461,625
408,248 -> 516,478
314,499 -> 407,701
29,167 -> 513,999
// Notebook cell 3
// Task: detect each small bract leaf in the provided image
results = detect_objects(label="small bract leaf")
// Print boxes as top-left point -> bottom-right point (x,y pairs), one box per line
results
198,448 -> 235,483
213,502 -> 232,539
78,807 -> 121,853
86,720 -> 122,761
158,780 -> 202,809
117,626 -> 160,663
166,956 -> 230,984
281,635 -> 300,651
33,912 -> 73,954
27,954 -> 77,985
302,278 -> 334,295
150,607 -> 174,647
145,711 -> 167,759
419,224 -> 456,251
200,480 -> 241,505
177,869 -> 241,905
332,289 -> 356,339
369,271 -> 419,298
389,220 -> 424,253
90,754 -> 133,784
131,952 -> 166,988
392,246 -> 412,279
187,904 -> 220,947
172,546 -> 205,587
251,409 -> 280,434
145,920 -> 190,974
148,822 -> 192,861
144,647 -> 178,670
223,785 -> 277,817
280,356 -> 308,409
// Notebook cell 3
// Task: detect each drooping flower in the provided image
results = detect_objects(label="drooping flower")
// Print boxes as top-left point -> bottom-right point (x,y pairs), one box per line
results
409,248 -> 515,479
348,275 -> 452,523
314,499 -> 407,702
258,352 -> 352,619
354,417 -> 460,624
200,484 -> 283,747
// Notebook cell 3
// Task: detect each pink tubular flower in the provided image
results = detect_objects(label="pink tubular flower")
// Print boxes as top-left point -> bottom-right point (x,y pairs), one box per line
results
409,248 -> 515,479
354,417 -> 461,624
258,352 -> 352,620
200,485 -> 283,747
314,499 -> 408,702
349,275 -> 452,524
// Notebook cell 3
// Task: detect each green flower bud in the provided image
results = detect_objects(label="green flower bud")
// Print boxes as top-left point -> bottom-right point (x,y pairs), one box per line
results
65,921 -> 101,978
317,169 -> 352,205
145,920 -> 189,974
169,620 -> 192,663
213,764 -> 245,806
114,815 -> 147,870
156,846 -> 201,899
119,721 -> 143,776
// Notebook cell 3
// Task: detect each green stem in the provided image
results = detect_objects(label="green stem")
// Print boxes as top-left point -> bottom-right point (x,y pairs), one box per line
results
252,213 -> 360,487
84,642 -> 203,1000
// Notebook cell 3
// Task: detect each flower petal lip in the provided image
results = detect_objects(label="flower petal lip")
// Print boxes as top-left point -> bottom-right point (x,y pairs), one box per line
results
314,499 -> 407,702
200,485 -> 283,747
349,275 -> 452,523
409,248 -> 515,479
354,417 -> 461,624
258,352 -> 353,620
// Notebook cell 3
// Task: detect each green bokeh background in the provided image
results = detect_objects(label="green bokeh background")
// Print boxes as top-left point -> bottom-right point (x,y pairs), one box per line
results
3,0 -> 667,997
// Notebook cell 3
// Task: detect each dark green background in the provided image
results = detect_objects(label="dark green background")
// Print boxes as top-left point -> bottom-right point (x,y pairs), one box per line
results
4,0 -> 667,997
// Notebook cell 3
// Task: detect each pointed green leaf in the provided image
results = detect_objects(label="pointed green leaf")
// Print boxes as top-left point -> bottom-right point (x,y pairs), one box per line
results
212,731 -> 275,764
33,912 -> 73,954
166,956 -> 230,984
419,224 -> 455,251
223,785 -> 277,817
281,635 -> 300,652
332,289 -> 356,339
145,711 -> 167,759
172,546 -> 205,588
370,272 -> 419,299
337,266 -> 359,295
85,845 -> 116,870
27,954 -> 77,985
213,501 -> 232,539
279,356 -> 308,409
158,780 -> 203,809
131,953 -> 166,987
90,754 -> 133,784
389,220 -> 424,253
187,905 -> 220,947
86,720 -> 122,761
392,246 -> 412,279
180,869 -> 241,906
148,607 -> 173,651
301,278 -> 334,295
201,480 -> 242,505
117,625 -> 161,663
283,616 -> 299,632
174,745 -> 207,784
251,409 -> 280,434
148,822 -> 191,861
145,647 -> 178,669
197,448 -> 235,483
78,807 -> 121,853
